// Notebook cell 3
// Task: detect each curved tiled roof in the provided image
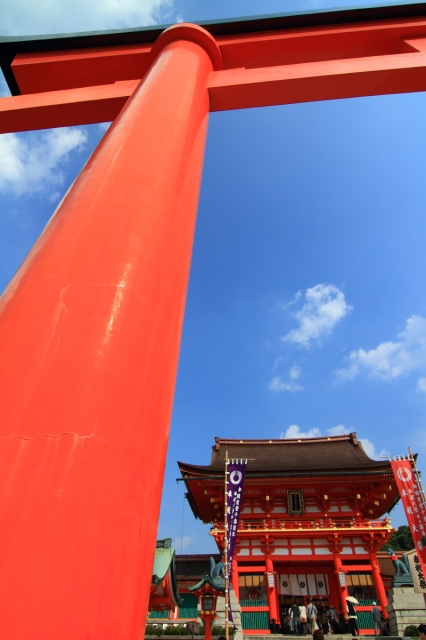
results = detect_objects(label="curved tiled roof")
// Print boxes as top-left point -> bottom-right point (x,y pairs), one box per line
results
179,433 -> 391,475
178,434 -> 399,522
152,539 -> 182,606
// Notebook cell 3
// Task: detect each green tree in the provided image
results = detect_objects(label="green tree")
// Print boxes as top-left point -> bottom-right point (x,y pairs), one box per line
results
380,525 -> 414,551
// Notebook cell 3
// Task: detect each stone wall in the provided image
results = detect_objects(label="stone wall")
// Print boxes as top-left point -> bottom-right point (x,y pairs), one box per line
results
387,587 -> 426,636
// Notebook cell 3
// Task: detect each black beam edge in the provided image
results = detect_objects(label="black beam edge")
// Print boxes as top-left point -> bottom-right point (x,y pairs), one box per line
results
177,469 -> 393,481
1,1 -> 426,95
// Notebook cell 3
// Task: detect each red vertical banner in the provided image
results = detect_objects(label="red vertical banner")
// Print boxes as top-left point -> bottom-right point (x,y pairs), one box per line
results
391,459 -> 426,571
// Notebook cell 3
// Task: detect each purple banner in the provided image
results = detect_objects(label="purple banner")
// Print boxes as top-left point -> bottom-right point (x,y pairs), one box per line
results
226,460 -> 246,625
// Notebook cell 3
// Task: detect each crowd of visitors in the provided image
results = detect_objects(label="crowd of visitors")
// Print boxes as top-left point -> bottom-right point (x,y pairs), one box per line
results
270,598 -> 393,637
267,624 -> 426,640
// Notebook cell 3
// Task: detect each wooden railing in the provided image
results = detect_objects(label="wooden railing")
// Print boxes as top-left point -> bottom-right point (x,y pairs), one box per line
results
211,517 -> 392,534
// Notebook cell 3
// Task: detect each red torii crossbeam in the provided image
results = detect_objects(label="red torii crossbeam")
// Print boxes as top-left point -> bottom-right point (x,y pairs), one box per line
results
0,4 -> 425,638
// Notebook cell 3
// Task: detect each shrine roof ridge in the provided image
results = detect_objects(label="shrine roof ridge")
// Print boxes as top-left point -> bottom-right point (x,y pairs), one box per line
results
1,1 -> 426,95
213,433 -> 359,446
178,432 -> 392,475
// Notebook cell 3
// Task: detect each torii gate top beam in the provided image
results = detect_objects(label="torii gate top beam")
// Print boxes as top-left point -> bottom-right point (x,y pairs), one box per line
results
1,0 -> 426,95
1,2 -> 426,134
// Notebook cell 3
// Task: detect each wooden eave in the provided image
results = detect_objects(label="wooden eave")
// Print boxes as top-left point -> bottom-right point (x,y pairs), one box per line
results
178,458 -> 399,524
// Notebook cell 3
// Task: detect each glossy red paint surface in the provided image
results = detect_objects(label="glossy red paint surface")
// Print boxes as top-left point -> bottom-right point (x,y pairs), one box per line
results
0,27 -> 218,639
0,79 -> 138,133
265,555 -> 279,621
370,552 -> 389,618
208,41 -> 426,111
5,25 -> 426,134
0,11 -> 421,637
10,17 -> 426,97
232,558 -> 240,601
333,554 -> 350,619
12,43 -> 152,94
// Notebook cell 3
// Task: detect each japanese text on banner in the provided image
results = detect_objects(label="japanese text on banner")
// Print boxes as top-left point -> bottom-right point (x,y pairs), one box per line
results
226,461 -> 246,624
391,459 -> 426,572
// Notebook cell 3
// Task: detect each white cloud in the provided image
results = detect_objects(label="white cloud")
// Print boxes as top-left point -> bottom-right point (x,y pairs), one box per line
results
280,424 -> 321,438
0,0 -> 174,36
269,378 -> 304,393
0,0 -> 176,200
174,535 -> 193,552
336,315 -> 426,381
0,128 -> 87,197
277,290 -> 302,311
280,424 -> 389,460
269,365 -> 303,393
327,424 -> 346,436
282,283 -> 352,348
273,355 -> 286,370
359,438 -> 390,461
416,377 -> 426,393
289,365 -> 302,380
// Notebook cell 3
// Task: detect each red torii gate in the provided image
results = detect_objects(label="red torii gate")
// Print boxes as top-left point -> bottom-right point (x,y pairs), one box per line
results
0,3 -> 425,638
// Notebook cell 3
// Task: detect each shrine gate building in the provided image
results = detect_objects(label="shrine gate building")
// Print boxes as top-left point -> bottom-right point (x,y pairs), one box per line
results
179,433 -> 399,634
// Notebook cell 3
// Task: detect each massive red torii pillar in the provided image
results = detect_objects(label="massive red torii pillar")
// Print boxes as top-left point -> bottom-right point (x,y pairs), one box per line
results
1,4 -> 426,638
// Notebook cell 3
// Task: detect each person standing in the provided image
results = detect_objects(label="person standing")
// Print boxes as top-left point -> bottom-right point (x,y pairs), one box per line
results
307,600 -> 318,633
328,605 -> 340,633
320,606 -> 329,635
291,601 -> 301,636
285,610 -> 292,634
380,616 -> 389,637
299,603 -> 307,636
417,624 -> 426,640
270,618 -> 279,634
371,602 -> 381,636
346,600 -> 359,636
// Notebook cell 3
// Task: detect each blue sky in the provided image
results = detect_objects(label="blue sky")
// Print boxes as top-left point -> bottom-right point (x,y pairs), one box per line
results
1,0 -> 425,554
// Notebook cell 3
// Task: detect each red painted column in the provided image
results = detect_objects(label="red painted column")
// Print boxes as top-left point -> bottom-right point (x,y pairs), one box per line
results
201,614 -> 214,640
0,24 -> 221,640
328,567 -> 341,611
333,554 -> 349,621
232,558 -> 240,602
266,555 -> 279,622
370,552 -> 388,618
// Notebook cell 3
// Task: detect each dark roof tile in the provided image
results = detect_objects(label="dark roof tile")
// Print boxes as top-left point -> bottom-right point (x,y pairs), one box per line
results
179,433 -> 391,475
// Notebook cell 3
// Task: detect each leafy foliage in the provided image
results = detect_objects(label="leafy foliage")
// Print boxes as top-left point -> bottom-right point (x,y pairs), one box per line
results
380,525 -> 414,551
145,624 -> 236,637
404,625 -> 419,637
212,626 -> 235,637
145,624 -> 191,636
146,625 -> 163,637
164,626 -> 190,635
